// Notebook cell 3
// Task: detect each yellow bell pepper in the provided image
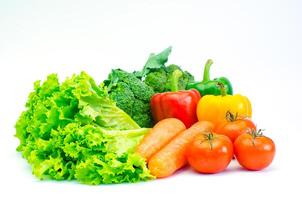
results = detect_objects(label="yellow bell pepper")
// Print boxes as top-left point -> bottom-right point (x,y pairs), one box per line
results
197,84 -> 252,128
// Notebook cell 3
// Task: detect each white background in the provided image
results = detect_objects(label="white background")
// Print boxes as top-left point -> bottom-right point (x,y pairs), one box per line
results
0,0 -> 301,199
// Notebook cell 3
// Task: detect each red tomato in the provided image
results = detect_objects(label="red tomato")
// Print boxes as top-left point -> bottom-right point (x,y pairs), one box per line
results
215,111 -> 256,142
186,133 -> 233,174
234,129 -> 275,171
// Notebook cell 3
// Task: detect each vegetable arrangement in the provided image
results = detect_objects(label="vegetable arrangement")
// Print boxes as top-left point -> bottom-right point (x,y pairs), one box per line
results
16,47 -> 275,185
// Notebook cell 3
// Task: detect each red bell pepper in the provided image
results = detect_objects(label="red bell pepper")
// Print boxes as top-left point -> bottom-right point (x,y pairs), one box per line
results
150,70 -> 201,128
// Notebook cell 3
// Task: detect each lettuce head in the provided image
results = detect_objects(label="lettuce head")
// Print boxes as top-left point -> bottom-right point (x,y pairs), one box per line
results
15,72 -> 153,184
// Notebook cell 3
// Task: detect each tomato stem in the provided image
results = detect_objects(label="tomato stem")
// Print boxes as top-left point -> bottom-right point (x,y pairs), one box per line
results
248,129 -> 264,146
204,132 -> 214,150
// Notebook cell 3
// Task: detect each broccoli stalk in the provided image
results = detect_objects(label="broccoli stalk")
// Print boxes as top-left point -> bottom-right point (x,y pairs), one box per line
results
170,69 -> 183,92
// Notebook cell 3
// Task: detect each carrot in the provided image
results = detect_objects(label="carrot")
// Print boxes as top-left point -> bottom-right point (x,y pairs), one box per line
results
148,121 -> 213,178
136,118 -> 186,161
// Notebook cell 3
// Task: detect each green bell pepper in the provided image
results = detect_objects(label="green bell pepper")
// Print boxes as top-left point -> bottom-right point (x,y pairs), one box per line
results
186,59 -> 233,96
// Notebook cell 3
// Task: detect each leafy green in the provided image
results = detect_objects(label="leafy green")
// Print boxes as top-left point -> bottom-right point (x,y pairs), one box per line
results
135,47 -> 195,93
135,46 -> 172,78
104,69 -> 155,128
15,72 -> 153,184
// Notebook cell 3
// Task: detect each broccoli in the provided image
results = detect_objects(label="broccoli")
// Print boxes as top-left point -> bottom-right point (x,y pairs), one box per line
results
144,64 -> 194,93
143,68 -> 167,93
103,47 -> 195,127
104,69 -> 155,128
135,47 -> 195,93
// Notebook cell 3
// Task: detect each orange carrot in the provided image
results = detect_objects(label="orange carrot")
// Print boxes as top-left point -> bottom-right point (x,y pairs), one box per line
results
136,118 -> 186,161
148,121 -> 213,178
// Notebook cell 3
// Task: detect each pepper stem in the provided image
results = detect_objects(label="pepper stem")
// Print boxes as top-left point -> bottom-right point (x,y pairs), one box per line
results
217,82 -> 227,96
226,111 -> 238,122
202,59 -> 214,83
171,69 -> 183,92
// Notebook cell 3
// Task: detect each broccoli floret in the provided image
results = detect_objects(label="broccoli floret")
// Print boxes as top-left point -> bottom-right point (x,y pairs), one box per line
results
144,68 -> 167,93
104,69 -> 154,128
166,64 -> 195,91
144,64 -> 194,93
131,99 -> 152,127
108,82 -> 135,116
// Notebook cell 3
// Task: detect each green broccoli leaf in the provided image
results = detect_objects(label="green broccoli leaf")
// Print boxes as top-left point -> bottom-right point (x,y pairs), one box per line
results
134,47 -> 195,93
135,46 -> 172,78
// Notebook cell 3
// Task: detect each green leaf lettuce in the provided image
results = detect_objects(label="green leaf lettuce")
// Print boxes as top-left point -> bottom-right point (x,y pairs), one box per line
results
15,72 -> 153,184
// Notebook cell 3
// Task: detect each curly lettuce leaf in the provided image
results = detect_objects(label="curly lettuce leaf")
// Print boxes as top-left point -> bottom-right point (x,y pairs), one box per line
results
74,126 -> 152,184
63,72 -> 140,130
15,72 -> 152,184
